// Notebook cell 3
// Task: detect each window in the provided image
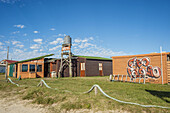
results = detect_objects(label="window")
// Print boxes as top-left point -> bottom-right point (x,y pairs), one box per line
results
167,55 -> 170,61
81,63 -> 85,70
99,63 -> 103,71
37,65 -> 42,72
30,64 -> 35,72
22,64 -> 28,72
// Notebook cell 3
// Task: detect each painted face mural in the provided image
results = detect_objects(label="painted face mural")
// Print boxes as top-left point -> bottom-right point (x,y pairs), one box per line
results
127,57 -> 161,79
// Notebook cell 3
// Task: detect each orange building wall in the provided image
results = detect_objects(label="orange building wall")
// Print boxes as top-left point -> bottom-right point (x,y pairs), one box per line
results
112,53 -> 169,84
17,58 -> 44,79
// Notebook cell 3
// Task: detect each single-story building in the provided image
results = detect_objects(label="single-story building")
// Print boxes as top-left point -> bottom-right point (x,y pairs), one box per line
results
0,60 -> 18,74
54,55 -> 112,77
7,54 -> 54,78
7,54 -> 112,79
0,64 -> 6,73
112,52 -> 170,84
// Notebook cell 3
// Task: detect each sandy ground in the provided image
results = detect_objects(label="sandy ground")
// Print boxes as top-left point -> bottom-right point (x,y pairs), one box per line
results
0,91 -> 128,113
0,91 -> 48,113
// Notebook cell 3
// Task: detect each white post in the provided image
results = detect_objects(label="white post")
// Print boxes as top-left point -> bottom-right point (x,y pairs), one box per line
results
95,86 -> 97,95
139,74 -> 141,83
109,74 -> 112,81
160,46 -> 163,85
121,75 -> 123,81
117,74 -> 119,81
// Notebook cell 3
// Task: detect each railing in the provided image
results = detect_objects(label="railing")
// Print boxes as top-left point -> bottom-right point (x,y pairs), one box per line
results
109,74 -> 146,84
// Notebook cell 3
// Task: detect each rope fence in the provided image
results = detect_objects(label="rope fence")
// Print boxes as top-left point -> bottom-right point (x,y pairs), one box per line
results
6,78 -> 170,109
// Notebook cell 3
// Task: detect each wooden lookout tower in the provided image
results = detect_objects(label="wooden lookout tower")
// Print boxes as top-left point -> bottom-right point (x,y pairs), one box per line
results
58,36 -> 72,77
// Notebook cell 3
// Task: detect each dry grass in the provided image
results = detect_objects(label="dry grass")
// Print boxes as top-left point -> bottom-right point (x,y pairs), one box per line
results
0,74 -> 170,113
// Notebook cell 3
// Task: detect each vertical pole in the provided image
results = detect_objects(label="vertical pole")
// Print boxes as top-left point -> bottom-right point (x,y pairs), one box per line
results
5,46 -> 9,80
139,74 -> 141,83
69,46 -> 72,77
95,86 -> 98,95
125,75 -> 127,82
58,51 -> 63,78
117,74 -> 119,81
160,46 -> 163,85
7,46 -> 9,60
121,75 -> 123,82
109,74 -> 112,81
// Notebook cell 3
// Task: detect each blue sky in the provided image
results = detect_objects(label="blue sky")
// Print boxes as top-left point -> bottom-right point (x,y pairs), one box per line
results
0,0 -> 170,61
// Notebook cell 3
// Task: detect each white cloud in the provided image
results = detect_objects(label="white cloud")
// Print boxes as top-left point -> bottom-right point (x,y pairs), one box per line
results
30,44 -> 40,49
74,39 -> 81,43
14,24 -> 25,29
15,49 -> 23,53
50,28 -> 55,31
74,37 -> 94,43
33,50 -> 38,52
0,42 -> 3,45
23,33 -> 27,36
78,42 -> 94,48
12,31 -> 20,34
33,31 -> 39,33
33,38 -> 43,44
12,41 -> 21,45
49,45 -> 61,51
50,38 -> 63,45
40,49 -> 43,52
16,44 -> 24,48
0,0 -> 20,4
5,41 -> 10,44
52,34 -> 66,37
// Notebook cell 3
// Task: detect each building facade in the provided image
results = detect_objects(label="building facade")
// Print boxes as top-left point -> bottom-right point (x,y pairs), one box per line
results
112,52 -> 170,84
7,55 -> 112,79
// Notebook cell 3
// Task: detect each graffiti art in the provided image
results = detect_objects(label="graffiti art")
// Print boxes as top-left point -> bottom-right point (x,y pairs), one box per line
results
127,57 -> 161,79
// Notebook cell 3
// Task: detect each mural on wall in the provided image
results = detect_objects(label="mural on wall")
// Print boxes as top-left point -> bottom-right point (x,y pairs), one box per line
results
127,57 -> 161,79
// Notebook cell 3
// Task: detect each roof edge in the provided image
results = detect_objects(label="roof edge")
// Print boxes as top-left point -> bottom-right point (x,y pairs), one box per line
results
73,55 -> 112,60
11,54 -> 54,64
112,52 -> 170,58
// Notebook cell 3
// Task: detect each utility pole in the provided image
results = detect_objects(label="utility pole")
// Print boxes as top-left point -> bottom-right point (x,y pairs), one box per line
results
5,46 -> 9,80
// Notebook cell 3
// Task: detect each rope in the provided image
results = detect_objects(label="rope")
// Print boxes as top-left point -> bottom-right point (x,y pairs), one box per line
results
7,78 -> 19,87
37,79 -> 53,89
84,84 -> 170,109
6,78 -> 170,109
37,79 -> 71,92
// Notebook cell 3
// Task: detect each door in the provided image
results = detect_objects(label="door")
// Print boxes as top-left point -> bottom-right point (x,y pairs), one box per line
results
44,63 -> 50,77
99,63 -> 103,76
80,63 -> 85,77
